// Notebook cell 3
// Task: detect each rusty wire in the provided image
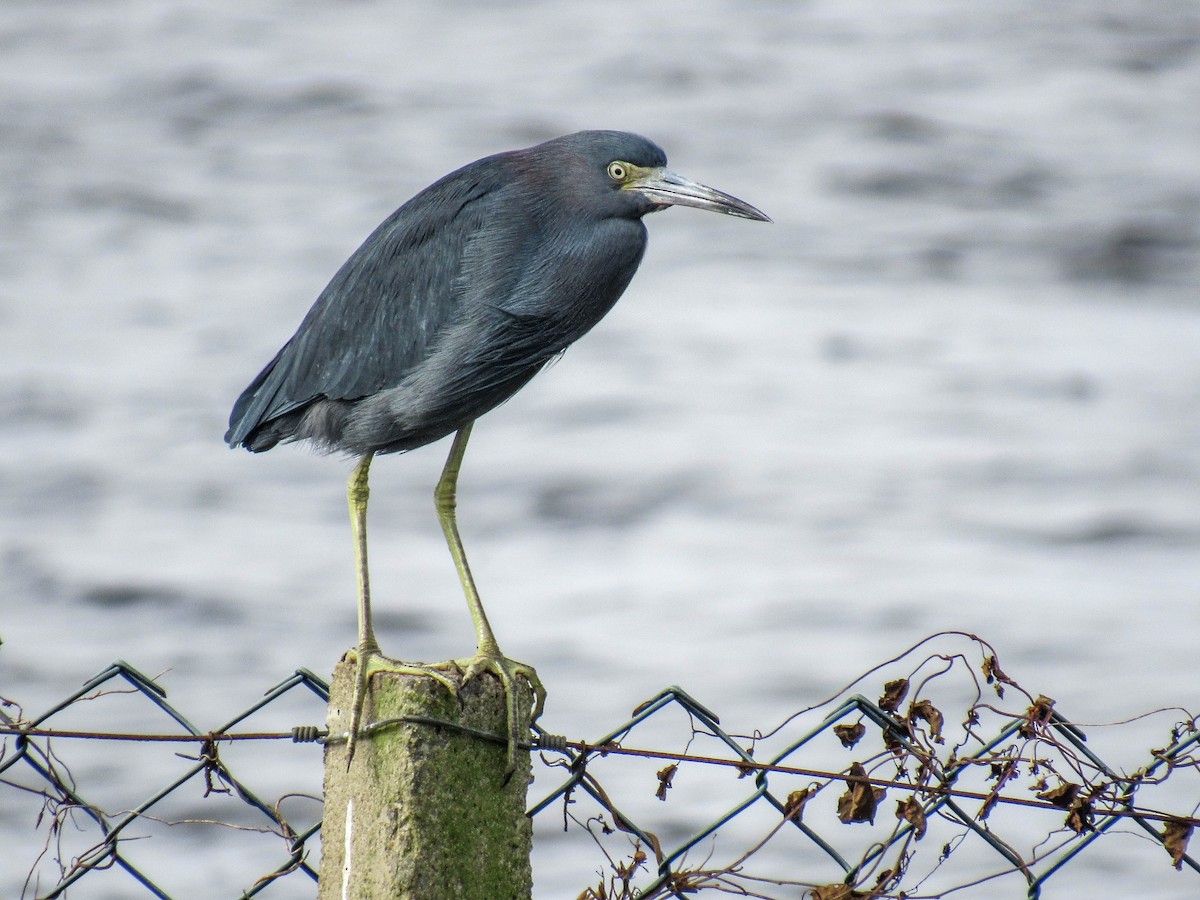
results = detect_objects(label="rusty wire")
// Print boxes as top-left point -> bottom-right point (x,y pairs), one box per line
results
2,634 -> 1197,899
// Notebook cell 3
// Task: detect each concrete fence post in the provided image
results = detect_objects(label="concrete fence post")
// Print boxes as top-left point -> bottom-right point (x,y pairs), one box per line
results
318,658 -> 533,899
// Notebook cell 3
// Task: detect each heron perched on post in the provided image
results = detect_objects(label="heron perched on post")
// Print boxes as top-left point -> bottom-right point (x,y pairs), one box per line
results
226,130 -> 769,770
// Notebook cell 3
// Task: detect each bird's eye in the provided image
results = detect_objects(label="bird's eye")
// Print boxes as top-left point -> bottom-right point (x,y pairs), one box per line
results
607,161 -> 629,182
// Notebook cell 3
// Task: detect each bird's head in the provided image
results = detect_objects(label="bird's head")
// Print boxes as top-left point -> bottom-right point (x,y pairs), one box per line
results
528,131 -> 771,224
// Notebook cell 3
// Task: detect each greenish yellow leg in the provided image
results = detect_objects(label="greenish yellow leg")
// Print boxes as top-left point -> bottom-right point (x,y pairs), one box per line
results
435,423 -> 547,777
345,453 -> 457,763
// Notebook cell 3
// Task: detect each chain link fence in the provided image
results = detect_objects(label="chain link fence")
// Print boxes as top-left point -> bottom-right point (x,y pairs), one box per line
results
2,633 -> 1197,898
1,662 -> 327,898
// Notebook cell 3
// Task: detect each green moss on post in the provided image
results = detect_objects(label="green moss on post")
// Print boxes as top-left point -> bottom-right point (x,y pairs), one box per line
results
319,657 -> 533,900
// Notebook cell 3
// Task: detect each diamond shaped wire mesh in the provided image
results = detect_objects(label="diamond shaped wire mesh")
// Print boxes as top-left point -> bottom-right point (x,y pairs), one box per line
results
2,637 -> 1197,899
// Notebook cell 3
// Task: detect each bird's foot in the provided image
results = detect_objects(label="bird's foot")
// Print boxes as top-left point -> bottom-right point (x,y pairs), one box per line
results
454,649 -> 546,782
344,645 -> 459,763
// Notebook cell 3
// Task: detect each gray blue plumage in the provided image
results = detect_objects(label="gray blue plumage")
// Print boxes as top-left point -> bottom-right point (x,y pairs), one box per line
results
227,131 -> 678,456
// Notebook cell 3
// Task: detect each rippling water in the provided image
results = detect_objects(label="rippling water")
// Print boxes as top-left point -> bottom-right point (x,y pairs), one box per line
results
2,1 -> 1199,896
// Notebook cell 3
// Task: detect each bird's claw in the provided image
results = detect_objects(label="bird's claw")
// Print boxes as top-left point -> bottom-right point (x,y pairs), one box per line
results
342,643 -> 544,782
345,646 -> 459,764
455,651 -> 546,781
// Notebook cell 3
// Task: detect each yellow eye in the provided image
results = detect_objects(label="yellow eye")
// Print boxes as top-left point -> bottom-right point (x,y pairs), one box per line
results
607,161 -> 629,182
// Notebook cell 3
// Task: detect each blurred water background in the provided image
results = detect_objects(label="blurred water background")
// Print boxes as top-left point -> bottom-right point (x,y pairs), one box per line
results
2,1 -> 1198,896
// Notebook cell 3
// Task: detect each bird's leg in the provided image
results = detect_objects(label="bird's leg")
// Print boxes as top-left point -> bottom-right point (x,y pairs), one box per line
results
435,423 -> 546,775
435,424 -> 500,657
350,453 -> 379,658
344,453 -> 456,763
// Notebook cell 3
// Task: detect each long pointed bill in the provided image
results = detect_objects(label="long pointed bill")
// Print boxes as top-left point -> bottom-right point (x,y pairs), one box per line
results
627,167 -> 771,222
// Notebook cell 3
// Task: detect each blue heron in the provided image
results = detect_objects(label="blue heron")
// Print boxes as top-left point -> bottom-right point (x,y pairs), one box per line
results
226,130 -> 769,769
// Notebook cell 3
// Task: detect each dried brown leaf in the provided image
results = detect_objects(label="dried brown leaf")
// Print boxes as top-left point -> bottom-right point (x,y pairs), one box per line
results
655,764 -> 677,802
1036,781 -> 1079,809
883,727 -> 906,757
1019,695 -> 1056,738
1163,819 -> 1194,870
1066,799 -> 1095,834
988,760 -> 1014,783
615,849 -> 646,880
784,787 -> 812,823
895,795 -> 927,839
811,884 -> 864,900
837,762 -> 886,824
735,759 -> 758,778
908,698 -> 944,744
879,678 -> 910,713
978,789 -> 1000,821
979,760 -> 1016,820
834,722 -> 866,748
982,654 -> 1013,697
